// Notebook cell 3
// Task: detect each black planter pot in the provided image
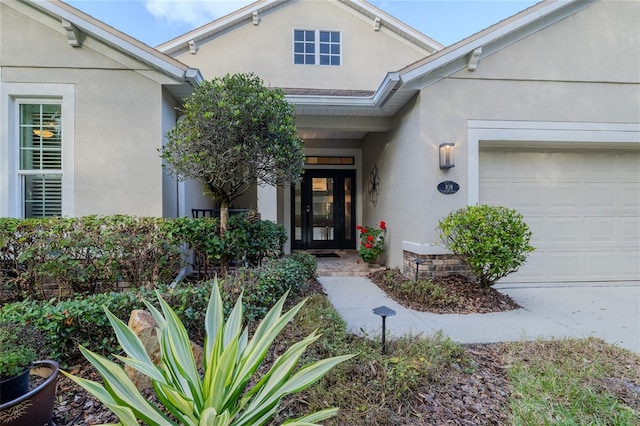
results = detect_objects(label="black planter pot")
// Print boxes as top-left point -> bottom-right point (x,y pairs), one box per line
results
0,360 -> 58,426
0,367 -> 30,404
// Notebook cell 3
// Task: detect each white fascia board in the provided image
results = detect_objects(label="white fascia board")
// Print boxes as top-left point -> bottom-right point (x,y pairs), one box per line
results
286,95 -> 375,108
400,0 -> 596,85
32,1 -> 197,83
372,72 -> 401,106
347,0 -> 444,52
157,0 -> 285,53
184,67 -> 204,86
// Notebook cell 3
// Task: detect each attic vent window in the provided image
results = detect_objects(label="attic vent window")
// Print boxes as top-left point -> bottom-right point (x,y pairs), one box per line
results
293,30 -> 341,66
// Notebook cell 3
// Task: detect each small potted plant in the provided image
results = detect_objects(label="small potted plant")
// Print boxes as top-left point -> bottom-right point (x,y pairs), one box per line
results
0,322 -> 58,426
0,322 -> 41,402
356,221 -> 387,264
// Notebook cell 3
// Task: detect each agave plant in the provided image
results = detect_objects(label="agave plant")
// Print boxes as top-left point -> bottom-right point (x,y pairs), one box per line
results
62,279 -> 353,425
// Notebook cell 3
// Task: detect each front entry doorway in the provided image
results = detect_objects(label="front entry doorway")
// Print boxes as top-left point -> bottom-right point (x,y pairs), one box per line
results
291,170 -> 356,250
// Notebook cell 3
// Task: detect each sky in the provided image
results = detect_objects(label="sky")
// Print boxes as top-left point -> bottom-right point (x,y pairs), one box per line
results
65,0 -> 540,48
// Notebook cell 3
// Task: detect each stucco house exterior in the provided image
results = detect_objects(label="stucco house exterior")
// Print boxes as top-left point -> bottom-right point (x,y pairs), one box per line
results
160,0 -> 639,283
0,0 -> 201,218
1,0 -> 638,283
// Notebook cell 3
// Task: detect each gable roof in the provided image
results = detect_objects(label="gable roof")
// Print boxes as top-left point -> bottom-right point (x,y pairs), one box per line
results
286,0 -> 599,117
22,0 -> 202,99
157,0 -> 443,56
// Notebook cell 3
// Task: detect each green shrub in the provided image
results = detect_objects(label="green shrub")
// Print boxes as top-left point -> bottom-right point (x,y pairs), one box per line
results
0,216 -> 184,299
0,283 -> 214,365
437,204 -> 535,287
0,255 -> 316,365
220,254 -> 317,323
225,215 -> 287,266
163,216 -> 223,277
288,252 -> 318,279
399,279 -> 461,307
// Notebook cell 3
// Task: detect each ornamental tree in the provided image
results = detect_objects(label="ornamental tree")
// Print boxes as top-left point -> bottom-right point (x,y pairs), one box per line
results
161,73 -> 304,235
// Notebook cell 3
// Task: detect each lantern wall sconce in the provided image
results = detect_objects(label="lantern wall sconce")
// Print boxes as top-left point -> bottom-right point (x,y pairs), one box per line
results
439,143 -> 455,169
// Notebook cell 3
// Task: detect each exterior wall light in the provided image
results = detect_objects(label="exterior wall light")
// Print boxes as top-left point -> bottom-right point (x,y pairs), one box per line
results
439,143 -> 455,169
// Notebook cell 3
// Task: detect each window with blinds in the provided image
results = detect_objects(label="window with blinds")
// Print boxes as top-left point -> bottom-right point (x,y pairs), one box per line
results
19,103 -> 62,218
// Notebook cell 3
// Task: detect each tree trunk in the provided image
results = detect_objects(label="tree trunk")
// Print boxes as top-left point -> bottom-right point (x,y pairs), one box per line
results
219,199 -> 229,236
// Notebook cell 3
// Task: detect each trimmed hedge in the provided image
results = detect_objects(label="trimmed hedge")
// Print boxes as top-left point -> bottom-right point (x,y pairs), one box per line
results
0,253 -> 317,365
1,215 -> 288,300
0,216 -> 184,298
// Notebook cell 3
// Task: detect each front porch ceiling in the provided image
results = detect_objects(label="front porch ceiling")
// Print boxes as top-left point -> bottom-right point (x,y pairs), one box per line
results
295,115 -> 392,140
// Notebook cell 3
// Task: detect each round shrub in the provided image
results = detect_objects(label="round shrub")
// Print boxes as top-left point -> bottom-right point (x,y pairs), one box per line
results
437,204 -> 535,287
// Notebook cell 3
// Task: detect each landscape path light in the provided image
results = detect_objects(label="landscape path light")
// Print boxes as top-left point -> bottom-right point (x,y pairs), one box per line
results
372,305 -> 396,354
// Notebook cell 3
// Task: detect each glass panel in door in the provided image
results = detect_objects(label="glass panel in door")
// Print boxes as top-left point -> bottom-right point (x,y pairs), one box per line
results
311,177 -> 334,242
344,177 -> 352,241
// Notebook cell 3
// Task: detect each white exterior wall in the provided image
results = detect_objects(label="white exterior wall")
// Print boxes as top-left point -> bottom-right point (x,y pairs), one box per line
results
371,0 -> 640,271
361,95 -> 427,268
174,0 -> 431,88
1,1 -> 183,217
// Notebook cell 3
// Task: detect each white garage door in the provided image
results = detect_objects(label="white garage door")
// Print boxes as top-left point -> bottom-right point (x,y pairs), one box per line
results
480,146 -> 640,283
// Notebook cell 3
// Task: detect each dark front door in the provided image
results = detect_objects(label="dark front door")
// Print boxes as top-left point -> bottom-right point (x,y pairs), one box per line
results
292,170 -> 356,250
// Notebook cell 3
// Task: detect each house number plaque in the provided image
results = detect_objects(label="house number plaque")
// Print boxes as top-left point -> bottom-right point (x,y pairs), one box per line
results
437,181 -> 459,194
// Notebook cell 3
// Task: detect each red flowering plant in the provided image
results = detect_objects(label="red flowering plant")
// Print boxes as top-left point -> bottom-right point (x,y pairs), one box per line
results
356,221 -> 387,263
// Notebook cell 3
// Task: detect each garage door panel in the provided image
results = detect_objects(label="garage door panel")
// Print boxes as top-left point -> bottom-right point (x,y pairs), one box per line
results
549,250 -> 581,278
582,152 -> 617,174
618,153 -> 640,173
480,181 -> 510,204
513,182 -> 546,206
619,250 -> 640,276
551,182 -> 581,207
618,217 -> 640,241
584,216 -> 615,242
548,216 -> 582,242
480,146 -> 639,282
514,251 -> 546,280
583,182 -> 615,207
523,215 -> 546,245
585,250 -> 617,278
618,183 -> 640,207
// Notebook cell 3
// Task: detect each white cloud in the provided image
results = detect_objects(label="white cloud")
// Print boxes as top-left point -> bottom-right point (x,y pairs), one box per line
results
145,0 -> 252,27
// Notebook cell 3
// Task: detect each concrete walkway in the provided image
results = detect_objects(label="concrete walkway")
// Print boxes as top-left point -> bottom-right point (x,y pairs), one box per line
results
319,276 -> 640,354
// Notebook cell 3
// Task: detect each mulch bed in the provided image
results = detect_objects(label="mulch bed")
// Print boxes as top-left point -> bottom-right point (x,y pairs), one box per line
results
368,269 -> 521,314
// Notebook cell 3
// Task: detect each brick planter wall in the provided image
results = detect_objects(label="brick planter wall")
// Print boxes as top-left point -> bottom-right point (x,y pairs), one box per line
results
402,250 -> 473,281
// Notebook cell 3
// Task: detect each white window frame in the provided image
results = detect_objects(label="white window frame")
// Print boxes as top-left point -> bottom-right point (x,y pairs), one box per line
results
18,101 -> 63,218
0,83 -> 75,218
293,29 -> 341,66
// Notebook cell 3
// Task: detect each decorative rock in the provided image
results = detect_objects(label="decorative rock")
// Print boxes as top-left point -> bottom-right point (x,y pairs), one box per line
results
124,310 -> 204,391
